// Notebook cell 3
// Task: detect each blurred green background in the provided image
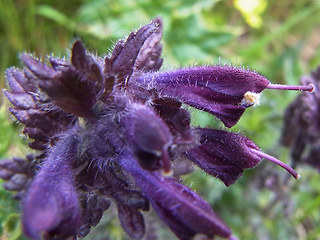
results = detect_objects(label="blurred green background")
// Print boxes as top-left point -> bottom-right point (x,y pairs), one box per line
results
1,0 -> 320,239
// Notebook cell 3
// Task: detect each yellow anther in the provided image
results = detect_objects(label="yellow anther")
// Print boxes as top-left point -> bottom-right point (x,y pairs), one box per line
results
243,91 -> 261,106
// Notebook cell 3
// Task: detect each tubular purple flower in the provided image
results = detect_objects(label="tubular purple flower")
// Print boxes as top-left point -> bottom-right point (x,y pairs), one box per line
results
187,128 -> 299,186
187,128 -> 261,186
119,152 -> 233,240
135,66 -> 270,127
135,66 -> 315,128
22,130 -> 82,239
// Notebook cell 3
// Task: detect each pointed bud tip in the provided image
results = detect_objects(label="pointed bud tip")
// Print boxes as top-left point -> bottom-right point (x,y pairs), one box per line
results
296,173 -> 301,180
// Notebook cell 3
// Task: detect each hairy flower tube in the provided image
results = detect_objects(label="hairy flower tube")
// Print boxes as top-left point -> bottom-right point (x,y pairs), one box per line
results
0,17 -> 314,240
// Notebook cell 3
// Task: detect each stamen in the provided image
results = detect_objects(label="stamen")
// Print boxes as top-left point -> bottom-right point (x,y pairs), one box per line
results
242,91 -> 261,107
250,148 -> 300,179
266,83 -> 315,93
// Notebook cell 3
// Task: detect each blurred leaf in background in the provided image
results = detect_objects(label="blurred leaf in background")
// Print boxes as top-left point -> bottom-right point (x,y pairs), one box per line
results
1,0 -> 320,239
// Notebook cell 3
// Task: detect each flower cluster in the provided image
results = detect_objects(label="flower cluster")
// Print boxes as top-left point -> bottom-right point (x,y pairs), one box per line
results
0,17 -> 314,240
282,66 -> 320,170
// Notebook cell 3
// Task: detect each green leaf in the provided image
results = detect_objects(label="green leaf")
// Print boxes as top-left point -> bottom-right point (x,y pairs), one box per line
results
36,5 -> 76,30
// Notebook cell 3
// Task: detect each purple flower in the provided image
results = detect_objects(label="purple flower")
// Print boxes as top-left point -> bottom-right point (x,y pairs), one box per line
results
135,66 -> 270,128
120,152 -> 232,240
281,66 -> 320,170
22,131 -> 82,239
1,17 -> 313,240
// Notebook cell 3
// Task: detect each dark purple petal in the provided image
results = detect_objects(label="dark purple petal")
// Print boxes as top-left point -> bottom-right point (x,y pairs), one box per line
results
4,67 -> 72,152
6,67 -> 31,92
151,201 -> 196,240
0,160 -> 16,180
0,158 -> 29,179
121,190 -> 150,211
49,57 -> 70,71
75,161 -> 149,238
3,174 -> 29,191
104,17 -> 163,86
150,178 -> 231,239
22,131 -> 82,239
37,70 -> 96,118
20,54 -> 57,80
136,66 -> 269,127
8,106 -> 75,151
28,140 -> 47,151
71,40 -> 89,71
9,108 -> 48,127
134,17 -> 163,72
70,41 -> 107,101
0,156 -> 35,193
4,91 -> 37,110
71,40 -> 103,84
187,128 -> 261,186
112,187 -> 150,211
20,52 -> 99,118
124,104 -> 173,172
0,155 -> 36,198
152,97 -> 193,144
23,127 -> 48,142
117,204 -> 145,240
78,194 -> 111,238
119,153 -> 232,240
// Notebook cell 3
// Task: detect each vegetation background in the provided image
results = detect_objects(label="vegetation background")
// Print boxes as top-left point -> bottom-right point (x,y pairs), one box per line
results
1,0 -> 320,239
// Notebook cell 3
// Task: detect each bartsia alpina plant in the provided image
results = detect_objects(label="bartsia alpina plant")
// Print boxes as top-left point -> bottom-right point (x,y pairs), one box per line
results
0,17 -> 315,240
